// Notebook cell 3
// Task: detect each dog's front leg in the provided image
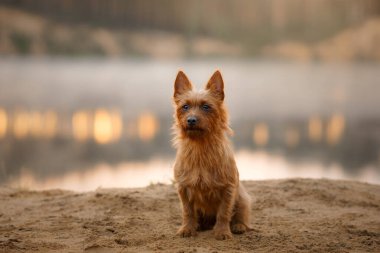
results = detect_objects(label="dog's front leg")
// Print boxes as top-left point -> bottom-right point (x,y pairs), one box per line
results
214,186 -> 235,240
177,186 -> 198,237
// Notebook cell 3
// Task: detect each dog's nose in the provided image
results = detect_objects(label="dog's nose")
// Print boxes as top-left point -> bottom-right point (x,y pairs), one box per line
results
187,116 -> 197,126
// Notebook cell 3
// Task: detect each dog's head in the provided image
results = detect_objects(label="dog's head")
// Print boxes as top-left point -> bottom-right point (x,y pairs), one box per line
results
173,70 -> 230,140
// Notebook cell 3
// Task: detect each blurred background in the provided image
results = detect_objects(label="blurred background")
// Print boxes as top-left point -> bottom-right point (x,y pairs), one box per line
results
0,0 -> 379,191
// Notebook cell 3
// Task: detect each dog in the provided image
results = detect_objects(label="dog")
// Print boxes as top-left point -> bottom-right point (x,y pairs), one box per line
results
172,70 -> 251,240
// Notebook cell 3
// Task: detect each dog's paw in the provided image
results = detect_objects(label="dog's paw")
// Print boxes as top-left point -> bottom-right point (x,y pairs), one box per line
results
231,223 -> 247,234
214,228 -> 232,240
177,226 -> 197,238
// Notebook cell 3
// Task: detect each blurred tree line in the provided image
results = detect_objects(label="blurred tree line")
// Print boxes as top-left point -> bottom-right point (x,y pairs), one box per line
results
1,0 -> 380,57
3,0 -> 380,40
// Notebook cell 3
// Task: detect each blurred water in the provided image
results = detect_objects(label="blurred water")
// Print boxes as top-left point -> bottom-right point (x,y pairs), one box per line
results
0,58 -> 379,189
7,151 -> 379,191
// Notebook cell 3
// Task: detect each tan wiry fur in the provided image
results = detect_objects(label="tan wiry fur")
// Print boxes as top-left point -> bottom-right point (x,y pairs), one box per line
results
172,70 -> 251,240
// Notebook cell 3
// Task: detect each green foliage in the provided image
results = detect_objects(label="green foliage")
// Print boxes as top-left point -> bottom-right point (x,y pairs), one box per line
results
10,32 -> 31,54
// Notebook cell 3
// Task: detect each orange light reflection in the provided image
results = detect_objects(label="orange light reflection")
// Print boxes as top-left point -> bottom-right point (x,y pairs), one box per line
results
253,123 -> 269,146
308,116 -> 323,143
0,108 -> 7,138
72,110 -> 91,142
326,113 -> 345,145
285,127 -> 300,148
93,109 -> 113,144
29,111 -> 44,138
111,111 -> 123,141
137,112 -> 159,141
13,110 -> 29,139
44,111 -> 58,139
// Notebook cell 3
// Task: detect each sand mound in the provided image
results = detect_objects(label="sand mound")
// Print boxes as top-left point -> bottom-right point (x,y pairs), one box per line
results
0,179 -> 379,252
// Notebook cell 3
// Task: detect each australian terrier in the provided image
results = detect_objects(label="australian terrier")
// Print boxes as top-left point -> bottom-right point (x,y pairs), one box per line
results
172,70 -> 251,240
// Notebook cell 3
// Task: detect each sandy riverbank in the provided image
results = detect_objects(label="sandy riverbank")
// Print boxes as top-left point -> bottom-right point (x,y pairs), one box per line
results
0,179 -> 379,252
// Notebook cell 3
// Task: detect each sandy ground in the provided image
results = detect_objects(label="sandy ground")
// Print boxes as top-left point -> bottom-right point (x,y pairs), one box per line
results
0,179 -> 379,253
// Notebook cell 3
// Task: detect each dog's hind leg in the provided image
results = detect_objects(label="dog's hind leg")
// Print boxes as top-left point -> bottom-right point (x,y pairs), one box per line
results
231,184 -> 251,234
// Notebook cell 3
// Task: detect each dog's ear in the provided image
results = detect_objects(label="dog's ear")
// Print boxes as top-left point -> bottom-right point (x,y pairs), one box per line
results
174,70 -> 192,99
206,70 -> 224,101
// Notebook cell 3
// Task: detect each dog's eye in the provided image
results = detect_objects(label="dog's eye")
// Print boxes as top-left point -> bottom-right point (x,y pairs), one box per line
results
182,104 -> 190,111
202,104 -> 210,111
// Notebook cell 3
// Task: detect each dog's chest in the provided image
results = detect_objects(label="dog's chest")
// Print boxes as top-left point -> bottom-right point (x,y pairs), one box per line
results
179,163 -> 224,188
187,180 -> 223,209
